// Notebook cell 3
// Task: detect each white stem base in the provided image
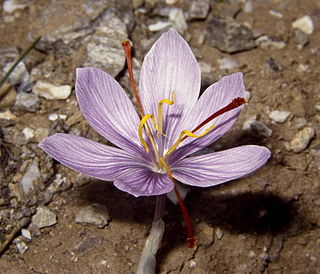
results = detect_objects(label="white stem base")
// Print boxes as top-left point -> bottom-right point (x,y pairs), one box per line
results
136,219 -> 165,274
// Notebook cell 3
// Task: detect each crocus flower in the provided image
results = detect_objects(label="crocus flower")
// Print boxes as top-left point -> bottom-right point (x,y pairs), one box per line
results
39,29 -> 270,198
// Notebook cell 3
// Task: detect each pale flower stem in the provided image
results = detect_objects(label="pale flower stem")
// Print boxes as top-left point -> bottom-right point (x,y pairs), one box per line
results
136,195 -> 166,274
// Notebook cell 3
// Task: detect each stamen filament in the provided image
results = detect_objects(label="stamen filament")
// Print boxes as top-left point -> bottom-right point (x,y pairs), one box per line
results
138,114 -> 158,153
157,92 -> 174,136
165,124 -> 216,158
122,40 -> 144,118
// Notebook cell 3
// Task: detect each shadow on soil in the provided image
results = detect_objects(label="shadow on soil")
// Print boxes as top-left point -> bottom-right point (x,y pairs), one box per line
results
76,180 -> 303,253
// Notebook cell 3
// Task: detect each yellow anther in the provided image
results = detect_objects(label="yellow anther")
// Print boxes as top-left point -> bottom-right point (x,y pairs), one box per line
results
165,124 -> 216,158
157,92 -> 175,136
159,157 -> 174,181
138,114 -> 157,153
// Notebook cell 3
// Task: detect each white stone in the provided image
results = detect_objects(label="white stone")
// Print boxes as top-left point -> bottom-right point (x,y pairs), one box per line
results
218,58 -> 238,70
20,161 -> 40,194
3,0 -> 29,13
22,127 -> 35,140
199,61 -> 212,74
215,227 -> 223,240
75,203 -> 110,228
243,1 -> 253,13
269,10 -> 283,18
292,15 -> 314,35
256,36 -> 286,49
48,113 -> 67,121
269,110 -> 291,123
189,0 -> 210,19
21,228 -> 32,240
169,8 -> 188,33
297,64 -> 310,73
0,109 -> 16,120
33,81 -> 71,100
244,91 -> 251,102
165,0 -> 178,4
32,206 -> 57,229
14,239 -> 28,254
289,127 -> 315,153
148,21 -> 172,32
4,61 -> 29,85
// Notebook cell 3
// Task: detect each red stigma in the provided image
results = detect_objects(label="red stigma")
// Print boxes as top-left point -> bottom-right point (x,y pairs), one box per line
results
180,97 -> 246,142
174,186 -> 197,249
122,40 -> 144,118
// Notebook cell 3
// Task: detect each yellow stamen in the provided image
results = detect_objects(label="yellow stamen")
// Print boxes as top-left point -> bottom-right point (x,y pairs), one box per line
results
138,114 -> 157,153
165,124 -> 216,158
159,157 -> 174,181
157,92 -> 175,136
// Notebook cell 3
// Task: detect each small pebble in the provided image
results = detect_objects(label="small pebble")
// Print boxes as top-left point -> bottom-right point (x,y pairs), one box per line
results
22,127 -> 35,140
269,10 -> 283,18
21,228 -> 32,240
244,91 -> 251,102
33,81 -> 72,100
269,110 -> 291,123
289,127 -> 315,153
292,117 -> 307,129
148,21 -> 172,32
75,203 -> 110,228
13,238 -> 28,254
20,161 -> 40,194
169,8 -> 188,33
189,0 -> 210,20
243,1 -> 253,13
292,15 -> 314,35
199,61 -> 212,74
293,28 -> 309,47
243,116 -> 273,137
165,0 -> 178,5
48,113 -> 67,121
215,227 -> 223,240
4,61 -> 29,86
74,234 -> 102,257
218,58 -> 238,70
3,0 -> 29,13
197,223 -> 214,246
31,206 -> 57,229
0,109 -> 17,120
256,36 -> 286,49
15,92 -> 40,112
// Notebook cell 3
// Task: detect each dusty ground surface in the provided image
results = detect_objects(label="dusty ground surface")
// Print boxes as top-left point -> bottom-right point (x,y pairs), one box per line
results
0,0 -> 319,273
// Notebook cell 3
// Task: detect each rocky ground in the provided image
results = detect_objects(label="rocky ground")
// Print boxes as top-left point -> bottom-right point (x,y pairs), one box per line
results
0,0 -> 319,273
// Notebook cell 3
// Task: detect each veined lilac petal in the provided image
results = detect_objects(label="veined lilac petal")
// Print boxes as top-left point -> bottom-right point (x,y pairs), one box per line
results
169,73 -> 245,163
114,169 -> 174,197
39,133 -> 150,181
76,67 -> 143,155
172,145 -> 271,187
139,29 -> 201,151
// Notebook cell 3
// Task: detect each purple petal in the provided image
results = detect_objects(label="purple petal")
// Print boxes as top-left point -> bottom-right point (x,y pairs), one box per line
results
76,67 -> 143,155
39,133 -> 150,181
169,73 -> 245,163
114,169 -> 174,197
139,29 -> 201,151
172,145 -> 271,187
